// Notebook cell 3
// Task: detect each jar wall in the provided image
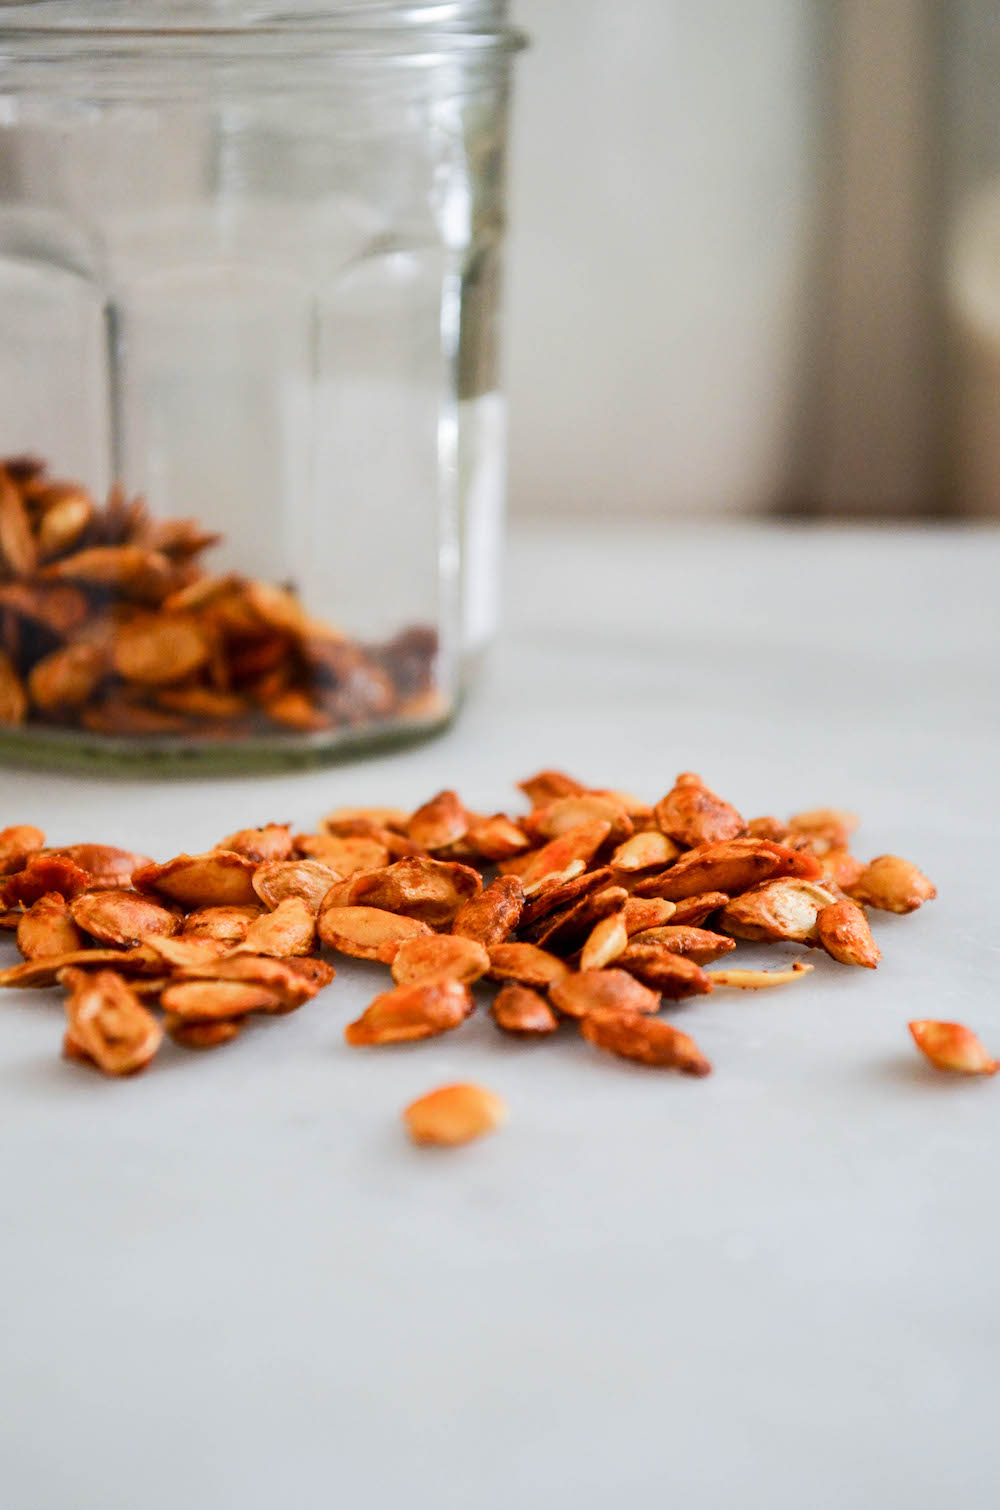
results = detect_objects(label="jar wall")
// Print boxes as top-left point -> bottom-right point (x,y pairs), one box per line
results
0,27 -> 521,766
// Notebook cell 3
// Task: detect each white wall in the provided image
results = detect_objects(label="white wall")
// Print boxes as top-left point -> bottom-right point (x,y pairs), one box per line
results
504,0 -> 826,517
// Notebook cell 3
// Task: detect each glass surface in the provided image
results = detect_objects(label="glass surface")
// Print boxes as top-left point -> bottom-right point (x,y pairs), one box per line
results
0,14 -> 523,766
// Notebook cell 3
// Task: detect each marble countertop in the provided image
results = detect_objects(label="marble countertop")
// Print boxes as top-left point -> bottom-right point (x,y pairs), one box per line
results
2,521 -> 998,1510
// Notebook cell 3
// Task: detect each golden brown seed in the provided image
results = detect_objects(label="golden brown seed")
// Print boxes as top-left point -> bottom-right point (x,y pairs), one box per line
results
661,891 -> 729,926
154,685 -> 249,721
521,859 -> 587,897
70,888 -> 180,947
16,893 -> 85,960
44,844 -> 153,889
165,1014 -> 245,1050
261,689 -> 330,732
218,824 -> 293,864
580,1009 -> 711,1076
331,857 -> 482,927
528,794 -> 633,847
62,968 -> 163,1076
706,963 -> 813,989
111,612 -> 209,686
0,824 -> 45,875
819,847 -> 865,890
231,897 -> 316,958
549,968 -> 660,1019
407,789 -> 469,850
746,816 -> 789,842
490,983 -> 559,1036
0,946 -> 160,989
487,942 -> 570,988
908,1020 -> 997,1075
609,830 -> 680,872
616,945 -> 713,999
0,854 -> 90,907
719,878 -> 838,943
0,467 -> 37,575
519,866 -> 614,928
403,1083 -> 508,1146
451,875 -> 524,948
848,855 -> 937,914
296,832 -> 390,876
161,979 -> 282,1020
624,925 -> 736,965
531,884 -> 629,952
0,650 -> 27,725
501,821 -> 612,887
40,544 -> 173,595
140,935 -> 230,968
634,838 -> 821,902
172,954 -> 328,1009
322,805 -> 411,834
181,904 -> 265,943
35,489 -> 93,560
788,807 -> 859,847
816,900 -> 881,968
344,980 -> 474,1046
463,814 -> 531,861
654,771 -> 745,849
133,851 -> 259,908
621,896 -> 677,934
252,859 -> 341,914
390,934 -> 490,987
318,904 -> 433,961
517,769 -> 586,807
27,643 -> 105,711
579,910 -> 629,971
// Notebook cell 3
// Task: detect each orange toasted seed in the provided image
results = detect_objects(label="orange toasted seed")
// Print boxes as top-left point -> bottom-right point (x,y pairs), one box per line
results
624,925 -> 735,965
0,824 -> 46,875
252,859 -> 341,914
654,772 -> 744,849
232,897 -> 316,957
345,980 -> 474,1046
132,851 -> 259,908
62,968 -> 163,1076
549,968 -> 661,1019
451,874 -> 524,948
616,945 -> 713,999
70,888 -> 180,948
490,983 -> 559,1036
517,769 -> 586,807
817,900 -> 881,968
657,891 -> 728,926
16,892 -> 85,960
849,856 -> 937,914
610,829 -> 680,872
390,934 -> 490,987
318,905 -> 433,960
579,910 -> 629,971
407,789 -> 469,850
218,823 -> 294,864
166,1015 -> 245,1049
181,904 -> 265,943
161,979 -> 282,1020
464,814 -> 531,861
487,942 -> 570,988
909,1020 -> 997,1075
403,1083 -> 508,1146
719,879 -> 839,943
580,1009 -> 711,1076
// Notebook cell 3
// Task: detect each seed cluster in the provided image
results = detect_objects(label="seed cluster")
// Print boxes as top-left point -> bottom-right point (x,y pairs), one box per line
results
0,455 -> 438,739
2,770 -> 980,1123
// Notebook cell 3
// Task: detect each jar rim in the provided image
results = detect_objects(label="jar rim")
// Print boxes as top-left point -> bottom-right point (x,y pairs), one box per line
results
0,20 -> 528,59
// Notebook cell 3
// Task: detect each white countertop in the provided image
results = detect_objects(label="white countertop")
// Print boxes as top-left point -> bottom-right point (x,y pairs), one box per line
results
2,521 -> 999,1510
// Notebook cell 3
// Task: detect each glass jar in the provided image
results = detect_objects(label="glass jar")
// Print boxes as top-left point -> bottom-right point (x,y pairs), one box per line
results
0,3 -> 524,768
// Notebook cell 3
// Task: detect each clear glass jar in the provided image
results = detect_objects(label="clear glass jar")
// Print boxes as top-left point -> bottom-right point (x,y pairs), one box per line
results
0,3 -> 524,769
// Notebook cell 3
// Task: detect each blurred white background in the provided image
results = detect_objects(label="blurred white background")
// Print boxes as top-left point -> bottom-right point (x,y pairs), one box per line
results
504,0 -> 950,519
